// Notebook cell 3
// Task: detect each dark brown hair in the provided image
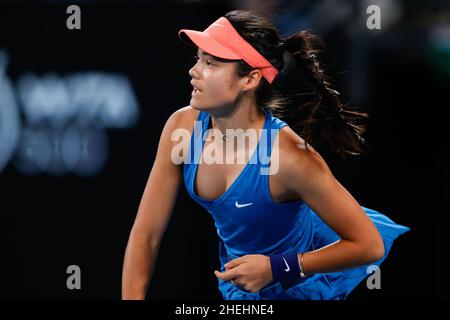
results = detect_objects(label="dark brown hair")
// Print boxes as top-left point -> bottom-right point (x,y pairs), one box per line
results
224,10 -> 368,158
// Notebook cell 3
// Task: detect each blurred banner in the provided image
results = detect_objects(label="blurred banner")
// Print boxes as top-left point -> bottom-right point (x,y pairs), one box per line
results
0,51 -> 139,176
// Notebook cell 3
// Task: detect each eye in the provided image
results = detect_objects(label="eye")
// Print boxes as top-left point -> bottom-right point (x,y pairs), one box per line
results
193,54 -> 214,66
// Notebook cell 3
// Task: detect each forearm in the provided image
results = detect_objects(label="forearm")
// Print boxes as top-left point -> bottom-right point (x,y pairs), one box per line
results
299,238 -> 384,275
122,234 -> 159,300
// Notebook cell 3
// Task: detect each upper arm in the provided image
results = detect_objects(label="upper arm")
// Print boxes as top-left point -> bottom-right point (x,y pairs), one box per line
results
276,130 -> 383,248
130,106 -> 193,247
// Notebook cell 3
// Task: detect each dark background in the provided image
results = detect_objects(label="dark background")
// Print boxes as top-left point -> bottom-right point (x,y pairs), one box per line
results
0,0 -> 447,300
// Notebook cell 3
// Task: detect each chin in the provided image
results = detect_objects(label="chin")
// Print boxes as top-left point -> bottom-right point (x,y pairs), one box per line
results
190,101 -> 231,114
190,100 -> 211,112
189,102 -> 202,111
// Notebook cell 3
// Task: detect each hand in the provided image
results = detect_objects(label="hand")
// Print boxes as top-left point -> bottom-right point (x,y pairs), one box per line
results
214,254 -> 273,293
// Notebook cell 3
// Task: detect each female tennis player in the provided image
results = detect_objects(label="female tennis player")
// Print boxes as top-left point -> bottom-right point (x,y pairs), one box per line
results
122,10 -> 409,300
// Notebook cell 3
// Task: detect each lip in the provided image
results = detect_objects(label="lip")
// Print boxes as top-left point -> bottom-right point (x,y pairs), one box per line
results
190,80 -> 202,96
190,80 -> 202,91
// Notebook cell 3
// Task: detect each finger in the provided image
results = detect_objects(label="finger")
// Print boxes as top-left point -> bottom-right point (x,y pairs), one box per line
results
224,256 -> 247,269
214,269 -> 239,281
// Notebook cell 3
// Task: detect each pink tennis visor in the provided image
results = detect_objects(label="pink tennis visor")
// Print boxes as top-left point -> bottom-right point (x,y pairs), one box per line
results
178,16 -> 279,84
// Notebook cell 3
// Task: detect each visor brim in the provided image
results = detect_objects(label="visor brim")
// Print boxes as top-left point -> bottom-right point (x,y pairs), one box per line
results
178,29 -> 241,60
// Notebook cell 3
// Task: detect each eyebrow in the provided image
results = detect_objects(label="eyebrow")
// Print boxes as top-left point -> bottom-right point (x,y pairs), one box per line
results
196,49 -> 240,63
197,49 -> 218,60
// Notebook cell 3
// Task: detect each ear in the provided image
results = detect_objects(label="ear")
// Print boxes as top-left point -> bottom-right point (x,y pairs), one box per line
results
241,69 -> 263,93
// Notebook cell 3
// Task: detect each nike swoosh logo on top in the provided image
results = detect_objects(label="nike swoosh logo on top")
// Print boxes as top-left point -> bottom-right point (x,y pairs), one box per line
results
235,201 -> 253,208
283,257 -> 290,272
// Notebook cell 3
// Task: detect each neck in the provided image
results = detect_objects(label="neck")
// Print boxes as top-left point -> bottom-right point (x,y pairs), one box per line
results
209,100 -> 265,135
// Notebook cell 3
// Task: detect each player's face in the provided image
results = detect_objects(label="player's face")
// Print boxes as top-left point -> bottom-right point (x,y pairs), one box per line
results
189,48 -> 244,112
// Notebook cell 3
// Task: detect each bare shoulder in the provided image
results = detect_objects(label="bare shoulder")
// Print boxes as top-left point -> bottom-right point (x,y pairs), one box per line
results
168,105 -> 200,131
273,126 -> 332,180
161,105 -> 200,163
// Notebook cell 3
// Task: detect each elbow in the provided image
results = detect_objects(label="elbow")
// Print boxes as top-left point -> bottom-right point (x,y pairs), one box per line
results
129,230 -> 160,250
364,235 -> 385,263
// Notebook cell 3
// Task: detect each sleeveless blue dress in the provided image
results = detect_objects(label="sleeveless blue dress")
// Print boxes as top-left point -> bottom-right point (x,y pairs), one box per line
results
183,109 -> 410,300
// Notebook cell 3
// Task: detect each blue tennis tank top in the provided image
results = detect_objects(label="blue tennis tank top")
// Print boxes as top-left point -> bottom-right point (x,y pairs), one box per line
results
182,108 -> 410,300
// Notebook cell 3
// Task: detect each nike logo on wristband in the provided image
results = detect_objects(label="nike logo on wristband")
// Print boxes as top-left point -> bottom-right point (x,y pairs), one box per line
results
282,257 -> 290,272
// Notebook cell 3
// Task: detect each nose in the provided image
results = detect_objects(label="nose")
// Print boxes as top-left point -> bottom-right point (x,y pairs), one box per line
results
189,63 -> 200,79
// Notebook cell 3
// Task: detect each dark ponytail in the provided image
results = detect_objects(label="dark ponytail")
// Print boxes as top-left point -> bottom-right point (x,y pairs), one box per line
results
225,10 -> 368,158
280,31 -> 368,157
